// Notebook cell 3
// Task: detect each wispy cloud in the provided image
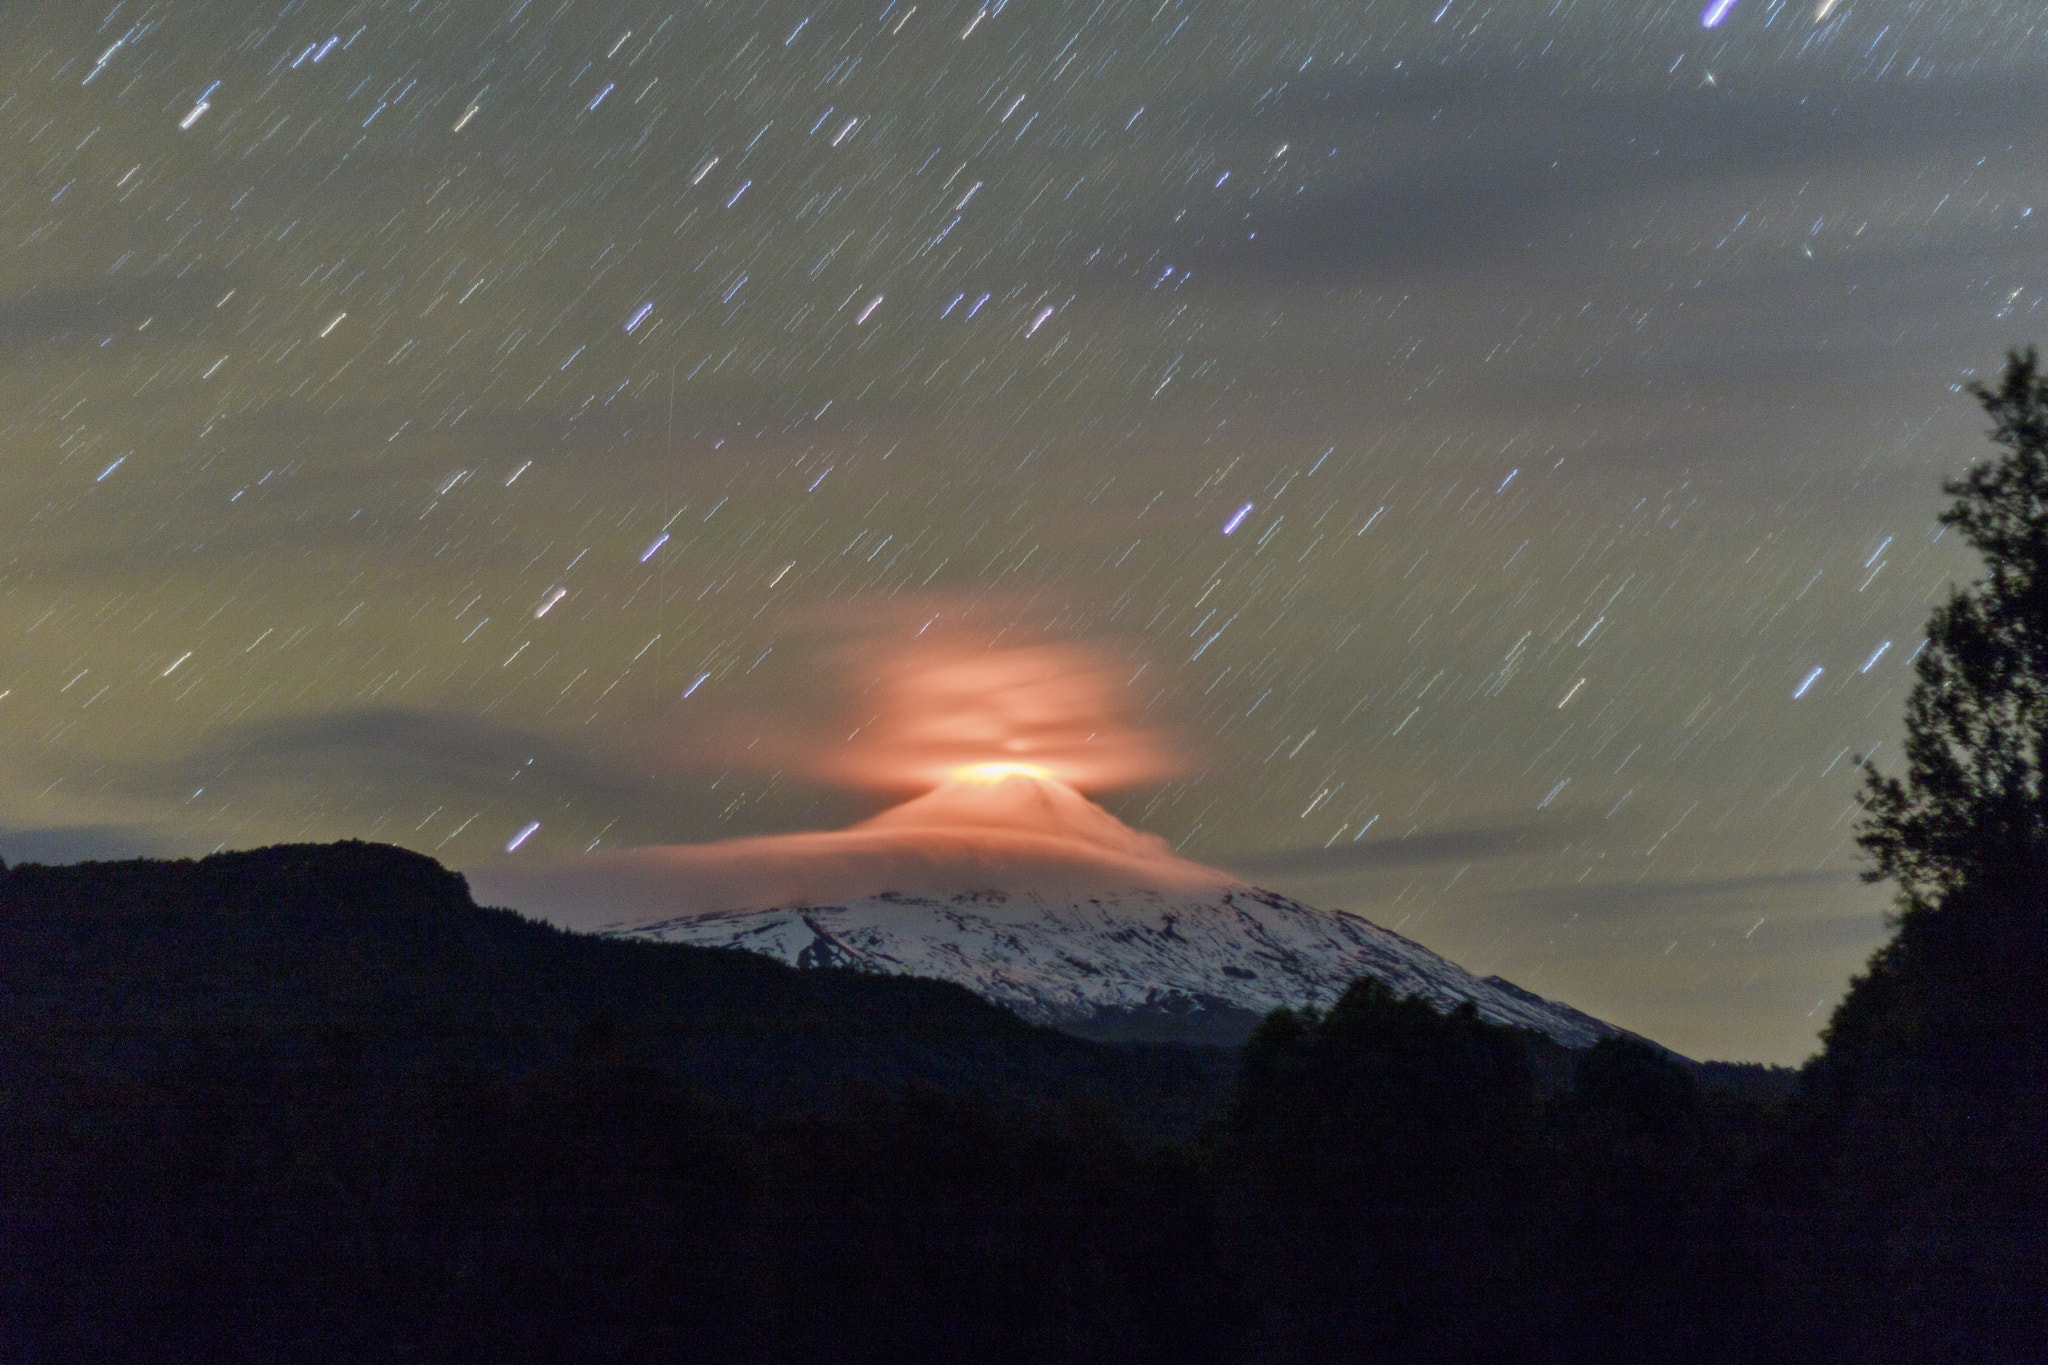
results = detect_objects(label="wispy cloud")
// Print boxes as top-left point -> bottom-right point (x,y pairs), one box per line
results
473,775 -> 1234,932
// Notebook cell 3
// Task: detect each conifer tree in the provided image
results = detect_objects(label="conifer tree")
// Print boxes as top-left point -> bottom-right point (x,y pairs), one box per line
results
1857,347 -> 2048,917
1824,348 -> 2048,1211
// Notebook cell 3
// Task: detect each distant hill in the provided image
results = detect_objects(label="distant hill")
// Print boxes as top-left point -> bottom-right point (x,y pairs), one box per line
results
0,840 -> 1234,1132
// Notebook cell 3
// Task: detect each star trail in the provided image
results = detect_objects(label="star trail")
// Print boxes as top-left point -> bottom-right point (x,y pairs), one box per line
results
2,0 -> 2044,1060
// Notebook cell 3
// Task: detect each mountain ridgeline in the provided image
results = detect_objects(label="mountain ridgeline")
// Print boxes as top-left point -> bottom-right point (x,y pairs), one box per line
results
0,840 -> 1234,1126
1,839 -> 2037,1362
541,769 -> 1651,1050
616,884 -> 1642,1049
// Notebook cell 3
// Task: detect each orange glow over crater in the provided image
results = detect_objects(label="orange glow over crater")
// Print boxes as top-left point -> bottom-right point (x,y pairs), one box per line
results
814,641 -> 1184,793
947,761 -> 1058,785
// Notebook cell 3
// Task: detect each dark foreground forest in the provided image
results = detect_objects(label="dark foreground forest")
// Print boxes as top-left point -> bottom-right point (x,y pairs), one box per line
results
0,838 -> 2038,1364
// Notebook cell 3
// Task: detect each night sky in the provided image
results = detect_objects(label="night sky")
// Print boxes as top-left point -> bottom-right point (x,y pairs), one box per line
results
4,0 -> 2042,1062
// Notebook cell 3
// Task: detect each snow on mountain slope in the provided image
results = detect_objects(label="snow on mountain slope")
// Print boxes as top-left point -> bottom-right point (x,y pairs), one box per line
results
482,772 -> 1632,1048
613,883 -> 1630,1049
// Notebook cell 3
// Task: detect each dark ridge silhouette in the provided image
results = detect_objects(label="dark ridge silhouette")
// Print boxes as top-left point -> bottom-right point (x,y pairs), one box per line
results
1,840 -> 1246,1364
0,840 -> 1236,1127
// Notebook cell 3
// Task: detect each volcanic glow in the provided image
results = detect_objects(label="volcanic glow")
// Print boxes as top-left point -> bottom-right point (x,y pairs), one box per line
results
762,637 -> 1184,793
949,761 -> 1056,784
471,639 -> 1222,930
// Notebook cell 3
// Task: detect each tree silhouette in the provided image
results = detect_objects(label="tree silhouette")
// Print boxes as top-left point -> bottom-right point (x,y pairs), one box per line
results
1857,347 -> 2048,914
1823,348 -> 2048,1215
1849,349 -> 2048,1022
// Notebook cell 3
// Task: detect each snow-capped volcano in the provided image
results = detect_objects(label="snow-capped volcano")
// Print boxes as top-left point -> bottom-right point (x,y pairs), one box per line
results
570,773 -> 1631,1049
615,882 -> 1628,1048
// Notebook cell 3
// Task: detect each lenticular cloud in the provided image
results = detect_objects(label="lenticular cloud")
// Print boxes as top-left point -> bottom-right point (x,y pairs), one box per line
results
469,771 -> 1237,933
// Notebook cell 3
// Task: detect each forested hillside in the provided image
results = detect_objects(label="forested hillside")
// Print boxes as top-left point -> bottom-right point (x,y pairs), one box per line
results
2,839 -> 2038,1361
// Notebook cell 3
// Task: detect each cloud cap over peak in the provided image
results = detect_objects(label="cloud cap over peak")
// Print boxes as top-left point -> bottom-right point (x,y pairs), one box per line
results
470,773 -> 1235,933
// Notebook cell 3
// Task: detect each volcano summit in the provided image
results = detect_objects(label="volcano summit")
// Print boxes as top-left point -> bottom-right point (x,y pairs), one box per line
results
475,771 -> 1633,1049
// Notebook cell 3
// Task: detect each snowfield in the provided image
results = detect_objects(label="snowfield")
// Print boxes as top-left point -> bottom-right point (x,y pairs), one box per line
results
614,882 -> 1628,1048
